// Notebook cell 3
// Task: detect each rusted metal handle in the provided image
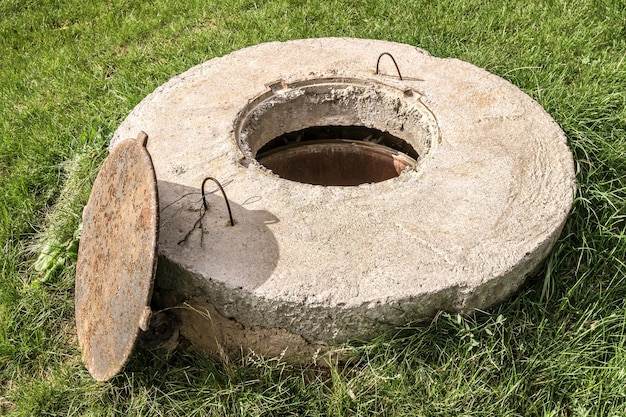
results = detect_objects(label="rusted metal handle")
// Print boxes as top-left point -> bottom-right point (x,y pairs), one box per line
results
201,176 -> 235,226
375,52 -> 403,80
137,131 -> 149,147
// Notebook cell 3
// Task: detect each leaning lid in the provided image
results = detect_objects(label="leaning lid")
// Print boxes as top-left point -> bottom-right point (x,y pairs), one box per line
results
75,131 -> 159,382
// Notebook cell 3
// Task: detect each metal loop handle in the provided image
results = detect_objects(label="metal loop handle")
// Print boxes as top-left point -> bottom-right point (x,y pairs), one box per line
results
201,177 -> 235,226
375,52 -> 403,80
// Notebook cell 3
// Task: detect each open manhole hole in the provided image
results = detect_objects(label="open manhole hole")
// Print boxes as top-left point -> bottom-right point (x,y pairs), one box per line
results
235,78 -> 437,186
256,126 -> 418,186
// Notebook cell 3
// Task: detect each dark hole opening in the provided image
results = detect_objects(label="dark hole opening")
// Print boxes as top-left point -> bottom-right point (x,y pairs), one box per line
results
255,126 -> 418,186
257,126 -> 419,159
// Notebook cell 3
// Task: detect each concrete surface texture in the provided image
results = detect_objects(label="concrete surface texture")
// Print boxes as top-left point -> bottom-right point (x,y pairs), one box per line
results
112,38 -> 576,355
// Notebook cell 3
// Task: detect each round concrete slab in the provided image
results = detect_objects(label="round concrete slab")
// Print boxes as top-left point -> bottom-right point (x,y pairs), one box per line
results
112,38 -> 575,351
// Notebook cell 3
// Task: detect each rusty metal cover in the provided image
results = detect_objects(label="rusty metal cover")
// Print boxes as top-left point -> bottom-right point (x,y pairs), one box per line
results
75,131 -> 158,382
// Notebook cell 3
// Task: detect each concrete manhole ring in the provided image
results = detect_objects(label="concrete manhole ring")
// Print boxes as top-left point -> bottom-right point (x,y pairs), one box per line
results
112,38 -> 575,355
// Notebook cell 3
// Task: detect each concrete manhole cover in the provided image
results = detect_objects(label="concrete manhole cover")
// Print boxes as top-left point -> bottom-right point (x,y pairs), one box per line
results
109,38 -> 575,359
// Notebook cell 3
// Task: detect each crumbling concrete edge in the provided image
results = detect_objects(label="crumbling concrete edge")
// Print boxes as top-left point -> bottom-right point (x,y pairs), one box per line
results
153,214 -> 566,351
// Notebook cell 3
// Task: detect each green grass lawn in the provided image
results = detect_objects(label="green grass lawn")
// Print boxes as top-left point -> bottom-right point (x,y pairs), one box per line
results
1,0 -> 625,415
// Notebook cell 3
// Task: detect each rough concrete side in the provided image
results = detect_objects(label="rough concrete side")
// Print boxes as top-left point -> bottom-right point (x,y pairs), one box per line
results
152,222 -> 559,346
152,291 -> 337,364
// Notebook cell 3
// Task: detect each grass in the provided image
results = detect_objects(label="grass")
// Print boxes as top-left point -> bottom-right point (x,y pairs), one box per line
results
1,0 -> 625,415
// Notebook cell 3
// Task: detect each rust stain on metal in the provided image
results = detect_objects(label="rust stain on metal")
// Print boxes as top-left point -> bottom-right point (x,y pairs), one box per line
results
257,139 -> 417,186
75,131 -> 159,382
